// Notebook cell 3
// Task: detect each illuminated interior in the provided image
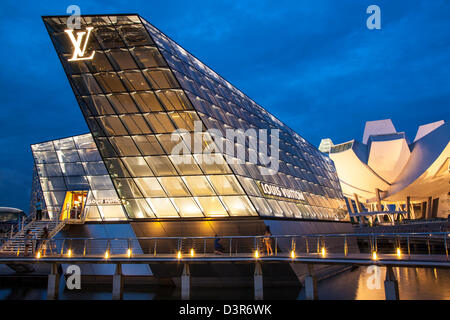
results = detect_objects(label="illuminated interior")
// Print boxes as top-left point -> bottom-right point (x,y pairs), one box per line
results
60,191 -> 88,220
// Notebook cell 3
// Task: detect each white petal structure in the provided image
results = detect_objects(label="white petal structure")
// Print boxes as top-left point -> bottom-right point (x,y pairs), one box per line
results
322,119 -> 449,219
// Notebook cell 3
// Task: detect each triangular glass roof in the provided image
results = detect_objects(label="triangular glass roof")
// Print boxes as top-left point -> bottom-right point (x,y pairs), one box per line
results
42,14 -> 347,221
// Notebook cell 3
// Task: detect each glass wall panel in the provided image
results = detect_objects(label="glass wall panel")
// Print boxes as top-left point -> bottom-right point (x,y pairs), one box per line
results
85,206 -> 102,221
122,157 -> 154,176
109,136 -> 141,156
169,155 -> 202,175
132,91 -> 163,112
145,156 -> 177,176
44,164 -> 63,176
131,46 -> 167,68
195,196 -> 228,217
251,196 -> 273,216
108,93 -> 140,113
267,199 -> 284,217
194,154 -> 231,174
123,199 -> 155,218
113,178 -> 143,198
132,135 -> 164,155
182,176 -> 215,196
78,148 -> 102,162
103,158 -> 130,178
146,198 -> 179,217
120,114 -> 152,134
237,176 -> 261,197
208,175 -> 244,195
56,150 -> 79,163
98,116 -> 128,135
97,205 -> 127,219
134,177 -> 166,197
172,197 -> 203,217
158,177 -> 190,197
145,113 -> 175,133
220,196 -> 256,216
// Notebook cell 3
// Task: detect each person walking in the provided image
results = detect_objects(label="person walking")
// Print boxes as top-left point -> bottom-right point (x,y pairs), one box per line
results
24,229 -> 33,256
263,226 -> 273,256
35,199 -> 42,221
40,226 -> 50,256
214,234 -> 225,254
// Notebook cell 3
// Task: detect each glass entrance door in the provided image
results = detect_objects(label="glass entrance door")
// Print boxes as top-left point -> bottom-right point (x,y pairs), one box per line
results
60,191 -> 88,221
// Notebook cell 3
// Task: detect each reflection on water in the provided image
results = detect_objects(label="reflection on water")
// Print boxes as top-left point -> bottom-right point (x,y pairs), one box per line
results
302,266 -> 450,300
0,267 -> 449,300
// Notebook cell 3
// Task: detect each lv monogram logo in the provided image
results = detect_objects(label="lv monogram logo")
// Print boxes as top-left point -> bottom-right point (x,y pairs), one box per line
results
64,27 -> 95,61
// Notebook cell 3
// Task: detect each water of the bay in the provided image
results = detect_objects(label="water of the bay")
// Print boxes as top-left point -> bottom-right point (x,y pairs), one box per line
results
0,266 -> 448,300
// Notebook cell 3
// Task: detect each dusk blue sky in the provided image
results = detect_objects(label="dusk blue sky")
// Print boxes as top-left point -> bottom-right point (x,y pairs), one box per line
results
0,0 -> 449,211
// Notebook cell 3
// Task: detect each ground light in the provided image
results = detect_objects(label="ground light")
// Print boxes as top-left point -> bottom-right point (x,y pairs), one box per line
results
290,250 -> 295,259
254,250 -> 259,258
396,247 -> 402,257
190,248 -> 195,257
36,251 -> 41,259
127,248 -> 132,258
372,251 -> 378,260
67,249 -> 72,258
104,250 -> 110,259
177,251 -> 182,259
321,247 -> 326,257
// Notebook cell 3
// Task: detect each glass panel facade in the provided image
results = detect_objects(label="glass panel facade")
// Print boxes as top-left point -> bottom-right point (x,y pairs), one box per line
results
42,15 -> 347,221
31,134 -> 127,221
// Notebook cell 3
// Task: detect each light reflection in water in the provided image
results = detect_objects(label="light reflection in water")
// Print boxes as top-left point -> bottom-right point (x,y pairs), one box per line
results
0,267 -> 449,300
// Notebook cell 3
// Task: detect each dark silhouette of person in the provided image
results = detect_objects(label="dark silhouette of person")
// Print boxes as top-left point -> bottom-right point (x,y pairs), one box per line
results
214,234 -> 225,254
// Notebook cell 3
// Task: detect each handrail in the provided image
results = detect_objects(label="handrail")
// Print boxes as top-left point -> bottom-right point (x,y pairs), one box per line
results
3,231 -> 446,242
2,231 -> 448,260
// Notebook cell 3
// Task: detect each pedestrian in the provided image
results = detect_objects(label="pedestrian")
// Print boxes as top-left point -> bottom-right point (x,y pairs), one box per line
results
40,226 -> 50,256
214,234 -> 225,254
35,199 -> 42,221
24,229 -> 33,256
263,226 -> 273,256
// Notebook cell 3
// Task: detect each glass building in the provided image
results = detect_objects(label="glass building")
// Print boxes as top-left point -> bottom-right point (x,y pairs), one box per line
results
38,14 -> 347,224
31,133 -> 126,221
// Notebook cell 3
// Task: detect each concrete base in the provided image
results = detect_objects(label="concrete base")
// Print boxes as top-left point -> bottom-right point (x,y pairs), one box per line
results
181,264 -> 190,300
254,263 -> 263,300
384,266 -> 399,300
112,264 -> 123,300
47,264 -> 60,300
305,265 -> 317,300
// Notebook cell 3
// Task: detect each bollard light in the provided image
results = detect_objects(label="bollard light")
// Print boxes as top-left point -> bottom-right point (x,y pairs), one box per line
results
290,250 -> 295,259
127,248 -> 132,258
177,251 -> 182,259
254,250 -> 259,259
372,251 -> 378,260
190,248 -> 195,257
36,251 -> 41,259
321,247 -> 326,257
104,250 -> 110,259
396,247 -> 401,257
67,249 -> 72,258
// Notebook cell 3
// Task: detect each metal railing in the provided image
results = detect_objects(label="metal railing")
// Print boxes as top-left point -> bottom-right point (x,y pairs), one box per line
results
2,232 -> 447,261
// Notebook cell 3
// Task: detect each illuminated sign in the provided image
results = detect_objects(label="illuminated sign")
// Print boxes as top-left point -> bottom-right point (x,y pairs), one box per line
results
65,27 -> 95,61
87,198 -> 121,205
258,182 -> 305,202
